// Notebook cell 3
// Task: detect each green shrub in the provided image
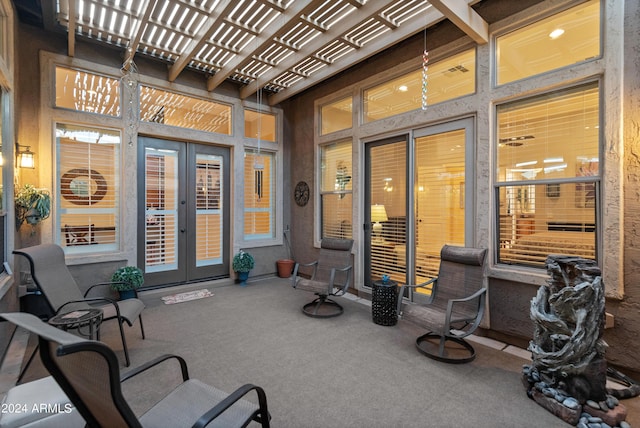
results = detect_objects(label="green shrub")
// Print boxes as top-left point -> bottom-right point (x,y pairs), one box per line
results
232,250 -> 255,272
111,266 -> 144,291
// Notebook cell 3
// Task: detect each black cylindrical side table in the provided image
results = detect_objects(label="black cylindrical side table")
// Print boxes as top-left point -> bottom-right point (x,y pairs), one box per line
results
372,280 -> 398,326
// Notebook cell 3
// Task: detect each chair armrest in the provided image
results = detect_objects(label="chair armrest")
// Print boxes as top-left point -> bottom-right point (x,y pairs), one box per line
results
444,287 -> 487,338
121,354 -> 189,383
192,383 -> 270,428
57,297 -> 123,320
291,261 -> 318,286
84,282 -> 113,297
397,277 -> 438,316
448,287 -> 486,305
402,277 -> 437,290
330,265 -> 353,296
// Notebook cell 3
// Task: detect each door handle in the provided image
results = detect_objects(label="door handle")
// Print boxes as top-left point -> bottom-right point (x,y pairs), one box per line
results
180,228 -> 186,233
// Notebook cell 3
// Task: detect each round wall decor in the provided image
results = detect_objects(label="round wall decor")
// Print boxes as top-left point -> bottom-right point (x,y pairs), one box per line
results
294,181 -> 310,206
61,168 -> 108,205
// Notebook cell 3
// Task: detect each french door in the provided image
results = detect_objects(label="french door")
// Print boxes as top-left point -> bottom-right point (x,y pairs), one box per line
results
138,137 -> 230,287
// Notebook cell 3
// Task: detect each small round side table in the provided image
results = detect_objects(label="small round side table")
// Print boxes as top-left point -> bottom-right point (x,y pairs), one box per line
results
48,308 -> 103,340
371,279 -> 398,326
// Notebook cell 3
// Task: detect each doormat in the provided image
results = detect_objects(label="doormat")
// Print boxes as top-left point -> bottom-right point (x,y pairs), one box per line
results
161,289 -> 214,305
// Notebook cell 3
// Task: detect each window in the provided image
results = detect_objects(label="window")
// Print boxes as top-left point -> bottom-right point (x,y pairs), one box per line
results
244,110 -> 276,142
320,141 -> 352,239
496,0 -> 600,85
56,123 -> 120,253
320,96 -> 352,135
244,150 -> 275,240
496,82 -> 599,267
364,48 -> 475,122
55,66 -> 121,116
139,86 -> 231,135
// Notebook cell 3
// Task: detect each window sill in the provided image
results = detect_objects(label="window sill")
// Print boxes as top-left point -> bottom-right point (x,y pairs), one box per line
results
487,265 -> 548,287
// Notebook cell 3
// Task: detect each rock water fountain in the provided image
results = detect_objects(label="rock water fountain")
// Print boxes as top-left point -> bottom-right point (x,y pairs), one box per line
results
522,256 -> 631,427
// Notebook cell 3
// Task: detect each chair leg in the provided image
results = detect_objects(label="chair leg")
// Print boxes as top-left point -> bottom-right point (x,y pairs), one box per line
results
138,315 -> 145,340
415,332 -> 476,364
117,319 -> 130,367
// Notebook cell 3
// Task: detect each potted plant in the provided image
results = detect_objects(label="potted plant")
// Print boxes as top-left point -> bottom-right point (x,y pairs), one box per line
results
233,250 -> 255,285
15,184 -> 51,228
111,266 -> 144,299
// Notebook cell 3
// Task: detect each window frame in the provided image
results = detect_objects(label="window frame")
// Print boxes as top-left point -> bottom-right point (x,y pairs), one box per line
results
243,149 -> 276,241
493,80 -> 602,269
55,122 -> 122,255
318,140 -> 353,241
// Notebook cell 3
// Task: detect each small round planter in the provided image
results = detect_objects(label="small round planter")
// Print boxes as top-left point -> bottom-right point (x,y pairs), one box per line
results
238,271 -> 250,286
276,259 -> 295,278
118,290 -> 137,300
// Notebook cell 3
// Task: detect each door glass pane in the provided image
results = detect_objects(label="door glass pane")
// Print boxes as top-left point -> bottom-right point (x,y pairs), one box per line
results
196,154 -> 223,267
145,147 -> 178,272
369,141 -> 406,284
415,129 -> 465,283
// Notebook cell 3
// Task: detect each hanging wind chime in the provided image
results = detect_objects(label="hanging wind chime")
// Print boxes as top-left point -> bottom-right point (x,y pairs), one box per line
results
421,30 -> 429,111
254,76 -> 264,202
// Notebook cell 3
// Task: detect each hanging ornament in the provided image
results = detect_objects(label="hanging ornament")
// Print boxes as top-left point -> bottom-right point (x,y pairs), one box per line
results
421,48 -> 429,110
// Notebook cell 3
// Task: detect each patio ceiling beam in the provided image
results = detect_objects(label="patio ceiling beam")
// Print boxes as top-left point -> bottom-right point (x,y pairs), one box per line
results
206,0 -> 326,92
239,0 -> 400,100
265,5 -> 447,106
428,0 -> 488,44
168,0 -> 237,82
123,0 -> 157,71
67,0 -> 75,57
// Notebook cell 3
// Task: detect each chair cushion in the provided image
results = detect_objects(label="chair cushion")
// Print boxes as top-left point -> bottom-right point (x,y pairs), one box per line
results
98,297 -> 145,324
293,278 -> 331,295
139,379 -> 259,428
0,377 -> 84,428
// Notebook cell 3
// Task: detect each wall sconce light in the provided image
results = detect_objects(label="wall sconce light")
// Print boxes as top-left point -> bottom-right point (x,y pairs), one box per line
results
16,143 -> 35,169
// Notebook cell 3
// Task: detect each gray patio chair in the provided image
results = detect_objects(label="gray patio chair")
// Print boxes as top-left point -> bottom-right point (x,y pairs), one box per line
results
0,312 -> 271,428
0,376 -> 85,428
13,243 -> 145,367
397,245 -> 487,363
291,238 -> 354,318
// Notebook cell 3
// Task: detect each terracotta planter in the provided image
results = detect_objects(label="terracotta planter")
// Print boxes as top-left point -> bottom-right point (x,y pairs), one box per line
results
276,259 -> 295,278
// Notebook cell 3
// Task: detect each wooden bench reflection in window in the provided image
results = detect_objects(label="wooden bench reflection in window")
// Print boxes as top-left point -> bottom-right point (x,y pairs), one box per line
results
63,225 -> 116,246
64,224 -> 97,246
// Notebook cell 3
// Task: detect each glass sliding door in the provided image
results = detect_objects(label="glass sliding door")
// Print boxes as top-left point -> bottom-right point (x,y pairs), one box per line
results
413,119 -> 474,284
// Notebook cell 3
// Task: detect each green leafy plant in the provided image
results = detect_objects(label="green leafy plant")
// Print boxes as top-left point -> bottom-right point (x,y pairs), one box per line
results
15,184 -> 51,228
232,250 -> 255,273
110,266 -> 144,291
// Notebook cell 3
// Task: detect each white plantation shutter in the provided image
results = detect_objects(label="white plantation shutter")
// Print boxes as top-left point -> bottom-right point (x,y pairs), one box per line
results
57,124 -> 120,253
496,83 -> 599,267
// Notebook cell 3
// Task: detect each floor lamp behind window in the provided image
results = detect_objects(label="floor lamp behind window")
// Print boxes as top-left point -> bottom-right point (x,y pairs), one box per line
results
371,204 -> 388,242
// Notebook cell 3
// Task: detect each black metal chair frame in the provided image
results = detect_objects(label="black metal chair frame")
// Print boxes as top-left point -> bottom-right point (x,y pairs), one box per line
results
0,312 -> 271,428
14,244 -> 145,367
